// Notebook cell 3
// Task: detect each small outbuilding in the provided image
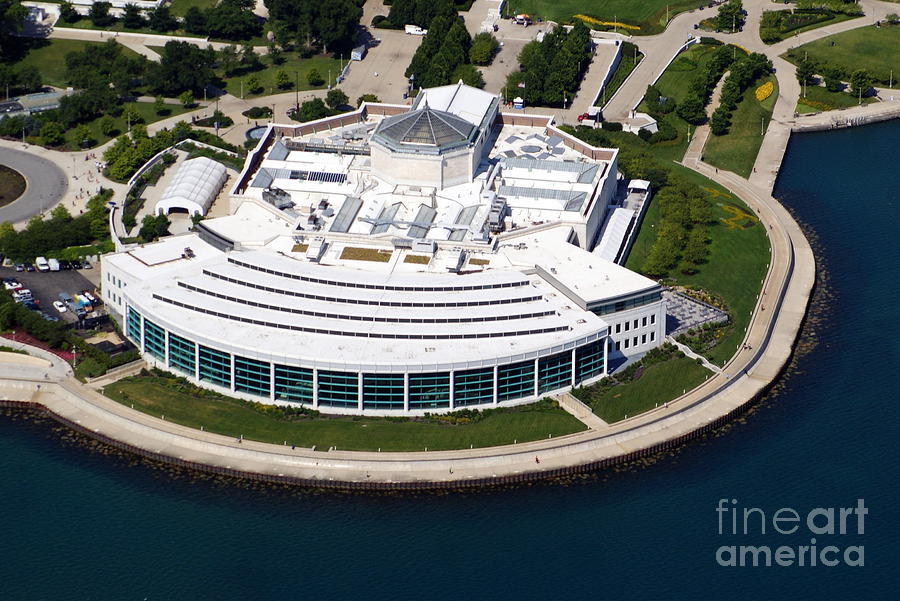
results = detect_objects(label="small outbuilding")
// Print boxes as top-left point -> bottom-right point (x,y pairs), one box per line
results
155,157 -> 228,217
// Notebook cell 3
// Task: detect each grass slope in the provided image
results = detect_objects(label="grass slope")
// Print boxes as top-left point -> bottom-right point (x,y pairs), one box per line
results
509,0 -> 708,33
0,165 -> 26,207
626,162 -> 770,365
783,25 -> 900,83
104,376 -> 586,452
14,39 -> 141,88
795,84 -> 878,113
579,356 -> 710,422
703,74 -> 778,178
68,102 -> 192,150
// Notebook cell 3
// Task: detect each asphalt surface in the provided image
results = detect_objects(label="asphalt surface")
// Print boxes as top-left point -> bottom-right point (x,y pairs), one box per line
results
0,146 -> 68,224
1,265 -> 97,324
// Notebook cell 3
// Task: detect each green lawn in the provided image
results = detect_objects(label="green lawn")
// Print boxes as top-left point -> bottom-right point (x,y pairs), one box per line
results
103,376 -> 586,452
576,356 -> 710,422
54,18 -> 205,38
168,0 -> 218,17
626,162 -> 771,365
795,83 -> 878,113
636,43 -> 738,162
13,39 -> 141,88
67,101 -> 192,150
703,74 -> 778,178
220,54 -> 344,98
782,25 -> 900,84
597,41 -> 643,106
759,10 -> 861,45
510,0 -> 709,34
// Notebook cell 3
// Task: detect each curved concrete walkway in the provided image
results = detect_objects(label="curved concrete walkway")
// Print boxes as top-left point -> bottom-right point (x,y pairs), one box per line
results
0,160 -> 815,485
0,146 -> 68,224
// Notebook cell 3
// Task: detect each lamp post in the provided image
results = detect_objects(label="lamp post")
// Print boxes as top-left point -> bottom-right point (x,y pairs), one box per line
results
295,71 -> 300,114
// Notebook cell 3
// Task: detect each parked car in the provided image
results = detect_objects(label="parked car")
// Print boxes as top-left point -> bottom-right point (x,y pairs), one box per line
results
59,260 -> 73,270
3,279 -> 21,290
82,291 -> 97,304
82,260 -> 92,269
24,263 -> 35,272
53,301 -> 67,313
14,263 -> 24,272
72,260 -> 83,269
35,256 -> 50,272
40,312 -> 59,322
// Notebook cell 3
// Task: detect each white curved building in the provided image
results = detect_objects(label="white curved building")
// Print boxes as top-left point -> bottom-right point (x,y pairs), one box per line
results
155,157 -> 227,217
102,83 -> 666,415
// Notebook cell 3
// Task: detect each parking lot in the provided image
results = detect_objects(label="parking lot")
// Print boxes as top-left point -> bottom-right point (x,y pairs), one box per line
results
1,266 -> 101,325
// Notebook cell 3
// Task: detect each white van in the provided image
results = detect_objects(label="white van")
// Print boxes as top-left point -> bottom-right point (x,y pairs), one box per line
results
48,258 -> 60,272
35,257 -> 50,272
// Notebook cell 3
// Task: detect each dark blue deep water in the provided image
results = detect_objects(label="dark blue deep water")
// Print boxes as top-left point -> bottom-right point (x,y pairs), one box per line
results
2,121 -> 898,600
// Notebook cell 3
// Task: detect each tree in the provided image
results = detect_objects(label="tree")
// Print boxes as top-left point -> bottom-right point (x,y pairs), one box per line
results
451,63 -> 485,89
296,97 -> 330,121
885,13 -> 898,25
153,95 -> 166,115
147,41 -> 216,95
178,90 -> 195,108
58,1 -> 79,24
182,6 -> 207,34
89,1 -> 115,27
823,67 -> 842,92
795,60 -> 815,86
306,68 -> 324,86
98,115 -> 117,137
39,121 -> 65,146
14,65 -> 41,93
139,213 -> 170,242
121,104 -> 142,126
245,74 -> 261,93
240,43 -> 262,71
122,3 -> 145,29
849,69 -> 871,96
709,107 -> 731,135
469,32 -> 499,65
148,5 -> 177,32
325,88 -> 349,109
676,95 -> 706,124
356,93 -> 380,107
204,0 -> 261,41
72,124 -> 93,147
267,42 -> 283,65
274,69 -> 291,89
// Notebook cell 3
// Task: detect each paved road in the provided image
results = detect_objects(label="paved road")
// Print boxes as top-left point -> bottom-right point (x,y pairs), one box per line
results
0,146 -> 68,224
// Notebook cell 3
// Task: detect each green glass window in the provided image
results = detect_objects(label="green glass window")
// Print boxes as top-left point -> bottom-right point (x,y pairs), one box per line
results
234,355 -> 271,398
363,373 -> 405,410
143,319 -> 165,361
274,364 -> 314,404
318,370 -> 359,408
168,332 -> 195,375
454,367 -> 494,407
409,372 -> 450,409
497,360 -> 535,402
538,351 -> 572,394
575,339 -> 605,383
126,306 -> 141,345
198,345 -> 231,388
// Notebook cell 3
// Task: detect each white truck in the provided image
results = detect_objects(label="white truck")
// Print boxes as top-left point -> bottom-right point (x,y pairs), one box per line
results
405,24 -> 427,35
48,258 -> 60,272
35,256 -> 50,272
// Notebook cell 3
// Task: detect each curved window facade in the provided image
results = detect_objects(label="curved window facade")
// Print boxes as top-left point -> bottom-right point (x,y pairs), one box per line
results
125,305 -> 607,414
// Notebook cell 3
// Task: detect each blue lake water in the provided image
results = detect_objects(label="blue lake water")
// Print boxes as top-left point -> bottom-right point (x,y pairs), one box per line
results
1,121 -> 898,599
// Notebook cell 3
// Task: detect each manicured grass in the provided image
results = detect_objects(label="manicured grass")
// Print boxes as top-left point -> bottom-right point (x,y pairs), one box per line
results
597,41 -> 643,106
0,165 -> 26,207
103,376 -> 586,451
168,0 -> 218,18
703,74 -> 778,178
626,162 -> 770,365
54,18 -> 205,39
220,54 -> 344,98
795,84 -> 878,113
13,39 -> 141,88
577,356 -> 710,422
782,25 -> 900,84
512,0 -> 709,34
759,10 -> 860,44
636,43 -> 741,163
68,101 -> 192,150
340,247 -> 393,262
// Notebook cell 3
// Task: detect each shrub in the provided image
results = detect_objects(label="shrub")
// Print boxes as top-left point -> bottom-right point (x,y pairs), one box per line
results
600,121 -> 623,132
306,69 -> 325,87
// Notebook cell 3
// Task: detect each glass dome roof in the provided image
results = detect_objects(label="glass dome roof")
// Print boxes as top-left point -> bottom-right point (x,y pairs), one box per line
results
374,104 -> 476,151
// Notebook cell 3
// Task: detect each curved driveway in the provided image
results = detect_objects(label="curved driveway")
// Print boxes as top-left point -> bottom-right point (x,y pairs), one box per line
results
0,146 -> 68,224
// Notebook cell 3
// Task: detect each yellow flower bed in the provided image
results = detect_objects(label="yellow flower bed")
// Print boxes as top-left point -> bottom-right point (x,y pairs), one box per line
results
575,14 -> 641,30
755,81 -> 774,102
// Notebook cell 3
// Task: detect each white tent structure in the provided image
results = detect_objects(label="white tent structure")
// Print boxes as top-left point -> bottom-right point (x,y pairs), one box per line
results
155,157 -> 228,217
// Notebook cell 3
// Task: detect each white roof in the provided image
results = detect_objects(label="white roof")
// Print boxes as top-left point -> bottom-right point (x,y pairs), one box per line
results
156,157 -> 227,216
415,81 -> 497,127
628,179 -> 651,191
593,208 -> 635,263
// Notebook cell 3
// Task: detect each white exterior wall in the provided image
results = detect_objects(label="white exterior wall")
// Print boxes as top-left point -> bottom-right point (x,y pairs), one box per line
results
605,299 -> 666,363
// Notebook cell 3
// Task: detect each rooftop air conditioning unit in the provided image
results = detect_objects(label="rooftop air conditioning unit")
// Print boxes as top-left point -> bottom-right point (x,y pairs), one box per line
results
412,239 -> 437,254
306,238 -> 327,262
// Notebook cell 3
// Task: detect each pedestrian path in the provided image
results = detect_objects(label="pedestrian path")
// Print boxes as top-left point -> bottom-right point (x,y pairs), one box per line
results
666,337 -> 723,374
555,393 -> 609,430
